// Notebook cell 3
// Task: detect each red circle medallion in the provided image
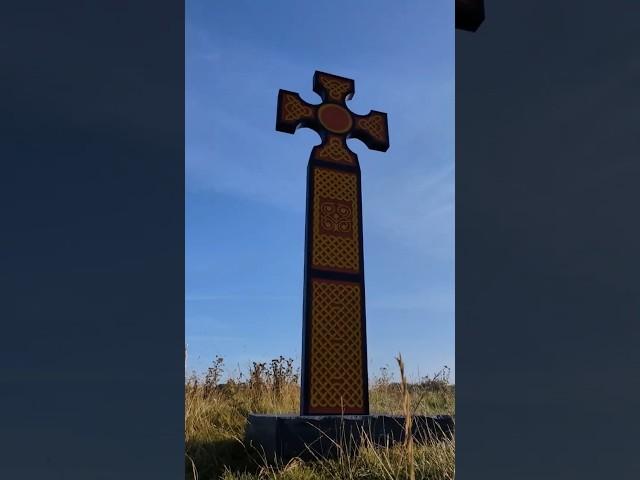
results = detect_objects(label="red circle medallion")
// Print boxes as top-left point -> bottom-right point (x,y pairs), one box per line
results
318,104 -> 353,134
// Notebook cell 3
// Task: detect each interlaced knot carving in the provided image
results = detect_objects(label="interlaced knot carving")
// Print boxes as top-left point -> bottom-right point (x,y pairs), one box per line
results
310,279 -> 363,409
282,93 -> 313,121
358,114 -> 386,142
315,136 -> 355,164
318,75 -> 352,101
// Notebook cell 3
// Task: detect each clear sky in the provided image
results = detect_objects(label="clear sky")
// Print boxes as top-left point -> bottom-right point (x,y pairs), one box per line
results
186,1 -> 454,383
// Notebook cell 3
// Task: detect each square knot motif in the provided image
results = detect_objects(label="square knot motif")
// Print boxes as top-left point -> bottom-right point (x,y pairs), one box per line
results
319,198 -> 353,238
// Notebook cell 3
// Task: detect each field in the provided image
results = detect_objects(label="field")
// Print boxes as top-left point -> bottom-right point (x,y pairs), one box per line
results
185,356 -> 455,480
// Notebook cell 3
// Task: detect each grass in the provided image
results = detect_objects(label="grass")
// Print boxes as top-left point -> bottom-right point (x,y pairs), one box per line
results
185,355 -> 455,480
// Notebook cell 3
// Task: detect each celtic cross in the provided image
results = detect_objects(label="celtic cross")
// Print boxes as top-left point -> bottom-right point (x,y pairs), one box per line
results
276,71 -> 389,415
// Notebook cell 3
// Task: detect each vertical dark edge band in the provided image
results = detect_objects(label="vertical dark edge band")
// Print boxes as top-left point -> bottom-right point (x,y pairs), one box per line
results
301,157 -> 314,415
356,165 -> 370,415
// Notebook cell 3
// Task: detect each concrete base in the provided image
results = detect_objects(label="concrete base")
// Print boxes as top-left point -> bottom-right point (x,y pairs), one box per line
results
245,414 -> 454,462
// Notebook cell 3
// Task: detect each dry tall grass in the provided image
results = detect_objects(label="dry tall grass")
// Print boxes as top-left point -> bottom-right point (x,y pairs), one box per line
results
185,355 -> 455,480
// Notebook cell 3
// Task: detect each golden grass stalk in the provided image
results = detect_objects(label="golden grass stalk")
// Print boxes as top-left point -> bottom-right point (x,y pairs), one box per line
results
396,353 -> 415,480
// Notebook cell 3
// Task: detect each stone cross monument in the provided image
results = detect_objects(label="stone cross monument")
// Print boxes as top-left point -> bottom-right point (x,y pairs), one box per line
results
245,71 -> 452,461
275,71 -> 389,415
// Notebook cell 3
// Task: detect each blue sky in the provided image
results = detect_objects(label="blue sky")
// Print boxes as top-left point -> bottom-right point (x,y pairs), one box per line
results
186,1 -> 454,382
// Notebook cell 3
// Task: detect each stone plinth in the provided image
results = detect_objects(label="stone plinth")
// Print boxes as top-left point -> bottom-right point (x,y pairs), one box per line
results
245,414 -> 454,462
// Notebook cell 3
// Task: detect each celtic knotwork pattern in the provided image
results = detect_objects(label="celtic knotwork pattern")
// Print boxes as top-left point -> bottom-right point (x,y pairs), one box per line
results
312,168 -> 359,272
358,114 -> 387,142
319,198 -> 352,238
310,279 -> 363,410
282,93 -> 313,122
318,75 -> 352,101
314,136 -> 355,164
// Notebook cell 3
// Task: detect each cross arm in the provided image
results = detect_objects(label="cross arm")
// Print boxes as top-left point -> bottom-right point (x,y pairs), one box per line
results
276,90 -> 319,134
313,71 -> 354,104
349,110 -> 389,152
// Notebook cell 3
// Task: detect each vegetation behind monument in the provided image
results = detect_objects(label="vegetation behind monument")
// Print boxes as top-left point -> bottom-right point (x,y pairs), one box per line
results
185,355 -> 455,479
